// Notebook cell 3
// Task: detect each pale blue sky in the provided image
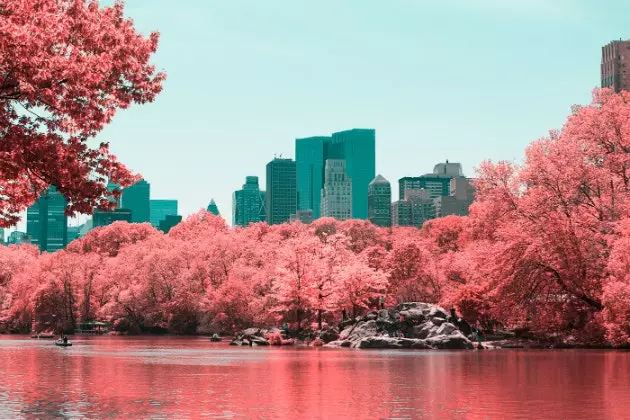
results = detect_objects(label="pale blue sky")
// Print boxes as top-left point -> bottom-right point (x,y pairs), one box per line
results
11,0 -> 630,234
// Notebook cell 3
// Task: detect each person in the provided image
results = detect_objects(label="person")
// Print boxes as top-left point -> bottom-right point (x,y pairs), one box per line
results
448,308 -> 459,324
282,323 -> 289,339
62,335 -> 68,344
342,309 -> 347,321
379,296 -> 385,310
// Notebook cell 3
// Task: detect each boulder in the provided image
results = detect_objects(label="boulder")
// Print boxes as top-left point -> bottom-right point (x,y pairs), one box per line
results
242,327 -> 262,337
377,309 -> 390,321
431,317 -> 446,326
411,321 -> 435,339
428,306 -> 449,319
319,327 -> 339,343
366,311 -> 378,321
436,322 -> 458,336
425,331 -> 473,350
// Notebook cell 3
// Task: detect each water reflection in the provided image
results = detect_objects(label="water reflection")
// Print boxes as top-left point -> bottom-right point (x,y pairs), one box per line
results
0,336 -> 628,419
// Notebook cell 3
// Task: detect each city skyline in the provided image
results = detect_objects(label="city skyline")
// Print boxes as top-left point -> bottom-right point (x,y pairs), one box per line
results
8,2 -> 630,234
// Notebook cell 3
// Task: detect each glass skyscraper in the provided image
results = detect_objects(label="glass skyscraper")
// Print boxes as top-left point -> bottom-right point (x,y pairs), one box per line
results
233,176 -> 265,226
26,186 -> 68,252
295,129 -> 375,220
122,179 -> 150,223
150,199 -> 178,228
207,199 -> 220,216
266,158 -> 297,225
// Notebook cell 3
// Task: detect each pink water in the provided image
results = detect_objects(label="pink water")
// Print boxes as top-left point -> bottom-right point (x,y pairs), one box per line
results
0,336 -> 628,419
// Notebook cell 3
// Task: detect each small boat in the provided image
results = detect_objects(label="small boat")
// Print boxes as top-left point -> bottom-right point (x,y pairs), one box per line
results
209,334 -> 222,342
55,339 -> 72,347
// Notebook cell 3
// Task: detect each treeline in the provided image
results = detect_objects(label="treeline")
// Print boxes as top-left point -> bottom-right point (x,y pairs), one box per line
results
2,89 -> 630,345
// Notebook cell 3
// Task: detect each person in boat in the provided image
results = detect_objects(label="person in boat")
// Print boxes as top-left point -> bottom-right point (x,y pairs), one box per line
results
212,333 -> 220,340
63,336 -> 68,344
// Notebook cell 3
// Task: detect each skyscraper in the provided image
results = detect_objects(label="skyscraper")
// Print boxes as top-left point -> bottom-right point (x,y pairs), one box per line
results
150,199 -> 178,228
295,136 -> 328,219
26,186 -> 68,252
368,175 -> 391,227
320,159 -> 352,221
602,40 -> 630,92
121,179 -> 150,223
207,199 -> 220,216
233,176 -> 265,226
295,129 -> 375,220
266,158 -> 297,225
329,129 -> 375,219
0,228 -> 4,245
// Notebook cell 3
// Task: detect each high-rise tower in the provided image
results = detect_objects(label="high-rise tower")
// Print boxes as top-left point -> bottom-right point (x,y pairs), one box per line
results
266,158 -> 297,225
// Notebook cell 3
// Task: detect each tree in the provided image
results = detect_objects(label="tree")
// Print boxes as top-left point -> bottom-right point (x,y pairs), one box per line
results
0,0 -> 165,226
332,256 -> 388,319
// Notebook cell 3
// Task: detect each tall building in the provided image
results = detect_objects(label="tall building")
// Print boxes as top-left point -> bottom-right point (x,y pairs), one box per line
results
233,176 -> 265,227
296,128 -> 375,220
207,199 -> 220,216
93,208 -> 132,227
150,199 -> 178,228
368,175 -> 391,227
67,225 -> 82,243
266,158 -> 297,225
391,200 -> 412,227
26,186 -> 68,252
121,179 -> 150,223
295,136 -> 328,219
320,159 -> 352,221
159,215 -> 182,233
106,181 -> 122,208
0,228 -> 4,245
602,40 -> 630,92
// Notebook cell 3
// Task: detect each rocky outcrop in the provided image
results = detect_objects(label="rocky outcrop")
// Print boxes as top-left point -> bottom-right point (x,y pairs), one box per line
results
230,327 -> 281,346
325,302 -> 474,350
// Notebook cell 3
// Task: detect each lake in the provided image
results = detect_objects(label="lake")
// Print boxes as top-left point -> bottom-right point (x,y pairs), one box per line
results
0,336 -> 628,419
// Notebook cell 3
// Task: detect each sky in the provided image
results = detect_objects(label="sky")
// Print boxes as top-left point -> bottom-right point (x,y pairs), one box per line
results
9,0 -> 630,234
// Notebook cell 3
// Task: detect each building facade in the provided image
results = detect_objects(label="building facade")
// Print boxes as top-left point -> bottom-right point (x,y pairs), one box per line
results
266,158 -> 297,225
233,176 -> 266,227
121,179 -> 150,223
159,215 -> 182,233
434,177 -> 476,218
295,136 -> 328,219
7,231 -> 30,245
296,129 -> 375,220
0,228 -> 4,245
398,161 -> 464,200
368,175 -> 391,227
602,40 -> 630,92
207,199 -> 220,215
290,209 -> 314,224
26,186 -> 68,252
93,208 -> 132,228
150,199 -> 178,228
320,159 -> 352,221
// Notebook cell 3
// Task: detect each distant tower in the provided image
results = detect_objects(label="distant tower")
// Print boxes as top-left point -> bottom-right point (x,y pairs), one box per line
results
320,159 -> 352,221
602,40 -> 630,92
207,199 -> 220,216
266,158 -> 297,225
368,175 -> 391,227
121,179 -> 150,223
150,199 -> 178,228
233,176 -> 265,226
26,186 -> 68,252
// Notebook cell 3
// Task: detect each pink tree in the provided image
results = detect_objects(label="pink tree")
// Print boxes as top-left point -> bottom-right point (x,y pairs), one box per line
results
332,256 -> 388,319
0,0 -> 165,226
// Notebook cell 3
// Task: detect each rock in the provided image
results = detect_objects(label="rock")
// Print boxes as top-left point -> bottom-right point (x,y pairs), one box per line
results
249,336 -> 269,346
428,306 -> 449,319
319,327 -> 339,343
357,337 -> 404,349
242,327 -> 262,337
366,311 -> 378,320
431,317 -> 446,326
377,309 -> 390,321
411,321 -> 435,339
425,331 -> 473,350
436,322 -> 458,336
398,308 -> 426,323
